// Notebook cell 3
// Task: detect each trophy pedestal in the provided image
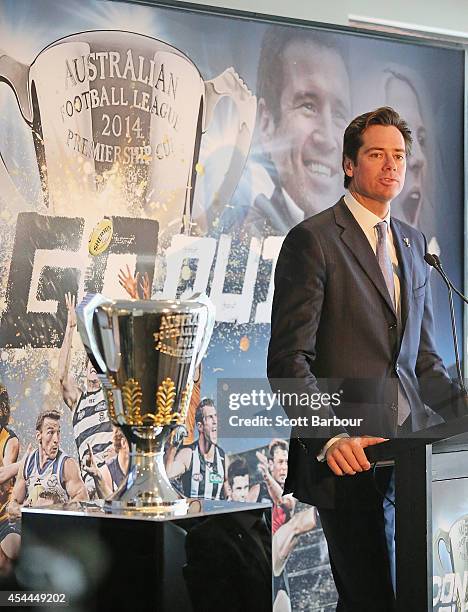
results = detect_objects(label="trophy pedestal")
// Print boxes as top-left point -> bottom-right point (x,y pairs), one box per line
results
107,498 -> 189,515
20,500 -> 272,612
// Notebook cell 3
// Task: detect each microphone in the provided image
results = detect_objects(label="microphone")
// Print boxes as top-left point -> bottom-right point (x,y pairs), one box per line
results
424,253 -> 467,395
423,253 -> 438,268
424,254 -> 468,305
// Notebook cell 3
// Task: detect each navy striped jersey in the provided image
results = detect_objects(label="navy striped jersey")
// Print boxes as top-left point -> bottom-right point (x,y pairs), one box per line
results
180,441 -> 226,500
72,388 -> 113,491
24,449 -> 69,505
107,456 -> 125,492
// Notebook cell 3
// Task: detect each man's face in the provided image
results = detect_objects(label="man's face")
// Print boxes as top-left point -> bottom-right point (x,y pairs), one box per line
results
230,474 -> 249,502
86,360 -> 100,391
0,387 -> 10,429
345,125 -> 407,207
386,77 -> 426,226
0,400 -> 10,429
260,40 -> 350,217
269,448 -> 288,485
198,404 -> 218,445
36,417 -> 60,460
112,426 -> 127,452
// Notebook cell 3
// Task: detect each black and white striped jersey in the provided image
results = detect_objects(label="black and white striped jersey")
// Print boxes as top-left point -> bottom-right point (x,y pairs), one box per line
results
72,388 -> 113,490
180,441 -> 226,500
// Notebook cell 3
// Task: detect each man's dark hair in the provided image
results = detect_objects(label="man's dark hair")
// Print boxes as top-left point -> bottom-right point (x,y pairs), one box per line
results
195,398 -> 215,425
0,385 -> 10,429
268,438 -> 289,460
227,456 -> 249,486
257,25 -> 347,124
36,409 -> 61,432
342,106 -> 413,188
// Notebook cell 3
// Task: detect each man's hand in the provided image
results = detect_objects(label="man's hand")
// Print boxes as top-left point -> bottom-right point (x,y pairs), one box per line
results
280,493 -> 296,514
82,443 -> 100,480
65,292 -> 77,328
118,265 -> 139,299
325,436 -> 388,476
141,272 -> 151,300
7,500 -> 21,522
170,425 -> 188,447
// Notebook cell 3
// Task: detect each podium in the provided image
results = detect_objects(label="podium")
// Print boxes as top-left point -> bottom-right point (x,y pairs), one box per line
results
366,414 -> 468,612
19,499 -> 272,612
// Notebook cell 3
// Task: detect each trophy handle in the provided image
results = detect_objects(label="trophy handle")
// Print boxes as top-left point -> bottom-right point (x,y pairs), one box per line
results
201,67 -> 257,232
76,293 -> 114,375
434,529 -> 452,577
0,51 -> 33,211
187,292 -> 215,374
0,51 -> 33,124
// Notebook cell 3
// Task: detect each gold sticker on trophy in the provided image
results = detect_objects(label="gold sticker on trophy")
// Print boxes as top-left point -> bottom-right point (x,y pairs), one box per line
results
88,218 -> 113,256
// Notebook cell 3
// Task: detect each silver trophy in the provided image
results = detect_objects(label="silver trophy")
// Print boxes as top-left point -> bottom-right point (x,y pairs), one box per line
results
76,292 -> 214,514
0,30 -> 256,234
435,516 -> 468,610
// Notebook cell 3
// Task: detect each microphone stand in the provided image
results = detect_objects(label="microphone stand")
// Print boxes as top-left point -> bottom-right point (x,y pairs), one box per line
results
431,254 -> 468,305
424,253 -> 467,395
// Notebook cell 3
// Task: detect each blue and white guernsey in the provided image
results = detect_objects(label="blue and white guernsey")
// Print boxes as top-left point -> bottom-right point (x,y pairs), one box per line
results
24,449 -> 69,505
72,388 -> 113,493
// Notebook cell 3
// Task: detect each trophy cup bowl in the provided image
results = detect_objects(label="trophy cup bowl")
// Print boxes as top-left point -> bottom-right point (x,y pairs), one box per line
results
76,293 -> 214,514
0,30 -> 257,234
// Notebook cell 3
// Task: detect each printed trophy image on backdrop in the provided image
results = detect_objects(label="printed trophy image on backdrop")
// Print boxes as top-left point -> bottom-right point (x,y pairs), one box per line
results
0,30 -> 256,235
77,292 -> 215,513
435,516 -> 468,610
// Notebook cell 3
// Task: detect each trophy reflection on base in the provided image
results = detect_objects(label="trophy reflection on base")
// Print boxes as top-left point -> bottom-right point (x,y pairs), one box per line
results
77,293 -> 214,515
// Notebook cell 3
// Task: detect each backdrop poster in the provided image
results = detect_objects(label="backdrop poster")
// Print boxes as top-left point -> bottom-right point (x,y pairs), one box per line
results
433,478 -> 468,612
0,0 -> 465,609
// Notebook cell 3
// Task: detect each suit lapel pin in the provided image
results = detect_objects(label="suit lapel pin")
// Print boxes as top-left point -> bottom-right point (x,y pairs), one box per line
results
403,237 -> 410,248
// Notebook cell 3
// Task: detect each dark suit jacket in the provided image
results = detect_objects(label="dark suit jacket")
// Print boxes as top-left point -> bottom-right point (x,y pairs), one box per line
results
268,198 -> 463,509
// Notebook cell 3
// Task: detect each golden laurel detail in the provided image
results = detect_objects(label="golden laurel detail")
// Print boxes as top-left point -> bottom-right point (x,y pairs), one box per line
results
121,378 -> 144,426
105,376 -> 118,423
149,377 -> 181,427
105,389 -> 117,422
117,377 -> 187,427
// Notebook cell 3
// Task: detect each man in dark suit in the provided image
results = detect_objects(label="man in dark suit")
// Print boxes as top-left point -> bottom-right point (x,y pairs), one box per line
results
267,107 -> 465,610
